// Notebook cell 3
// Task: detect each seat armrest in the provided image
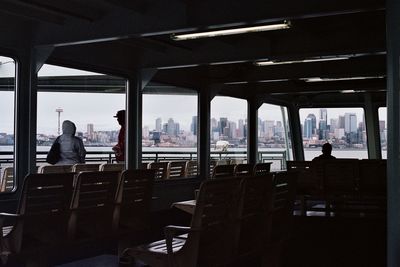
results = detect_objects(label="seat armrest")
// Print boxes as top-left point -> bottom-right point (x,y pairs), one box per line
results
0,213 -> 20,223
164,225 -> 201,255
0,213 -> 20,218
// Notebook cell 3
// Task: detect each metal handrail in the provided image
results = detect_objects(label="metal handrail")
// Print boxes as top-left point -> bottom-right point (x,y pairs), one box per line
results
0,150 -> 287,170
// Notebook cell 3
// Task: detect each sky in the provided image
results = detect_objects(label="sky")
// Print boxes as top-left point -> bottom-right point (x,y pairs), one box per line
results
0,62 -> 388,135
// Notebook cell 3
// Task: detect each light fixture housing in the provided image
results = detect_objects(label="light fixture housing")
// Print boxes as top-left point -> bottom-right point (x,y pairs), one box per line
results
255,56 -> 349,66
302,76 -> 385,82
171,21 -> 291,41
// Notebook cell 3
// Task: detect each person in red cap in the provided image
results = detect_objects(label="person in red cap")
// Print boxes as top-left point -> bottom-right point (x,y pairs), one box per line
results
113,110 -> 125,162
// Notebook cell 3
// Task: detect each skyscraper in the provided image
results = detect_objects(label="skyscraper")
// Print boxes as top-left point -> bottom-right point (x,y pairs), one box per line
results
320,108 -> 327,122
219,117 -> 228,135
167,118 -> 175,136
238,119 -> 245,138
345,113 -> 357,133
155,118 -> 162,132
304,117 -> 313,139
87,123 -> 94,141
306,114 -> 317,135
191,116 -> 197,135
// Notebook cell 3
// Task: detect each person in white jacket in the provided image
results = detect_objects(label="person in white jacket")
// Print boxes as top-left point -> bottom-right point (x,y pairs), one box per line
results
54,120 -> 86,165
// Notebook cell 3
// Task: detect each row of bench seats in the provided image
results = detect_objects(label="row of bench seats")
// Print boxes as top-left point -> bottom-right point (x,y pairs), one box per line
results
0,160 -> 273,193
123,171 -> 297,267
287,159 -> 386,216
0,169 -> 156,266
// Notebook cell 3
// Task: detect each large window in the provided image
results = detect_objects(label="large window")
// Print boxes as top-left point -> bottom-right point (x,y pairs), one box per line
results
0,56 -> 15,192
142,91 -> 198,177
210,96 -> 247,163
258,103 -> 293,170
378,107 -> 387,159
37,64 -> 126,164
300,108 -> 368,160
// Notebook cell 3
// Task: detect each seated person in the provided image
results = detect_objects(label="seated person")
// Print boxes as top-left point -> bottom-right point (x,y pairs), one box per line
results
312,143 -> 336,160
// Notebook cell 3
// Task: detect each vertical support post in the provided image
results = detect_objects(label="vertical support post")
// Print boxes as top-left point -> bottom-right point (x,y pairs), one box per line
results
288,104 -> 304,161
364,93 -> 380,159
386,1 -> 400,265
198,88 -> 211,179
126,72 -> 142,169
15,48 -> 37,191
247,97 -> 258,165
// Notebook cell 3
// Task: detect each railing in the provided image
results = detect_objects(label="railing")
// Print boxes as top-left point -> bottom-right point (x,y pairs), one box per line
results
0,150 -> 287,170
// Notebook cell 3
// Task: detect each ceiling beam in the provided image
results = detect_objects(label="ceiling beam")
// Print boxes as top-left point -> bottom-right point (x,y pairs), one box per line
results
216,78 -> 386,96
33,0 -> 384,46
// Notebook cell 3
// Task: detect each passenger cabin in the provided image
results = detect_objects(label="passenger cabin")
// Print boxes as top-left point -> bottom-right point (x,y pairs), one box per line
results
0,0 -> 397,266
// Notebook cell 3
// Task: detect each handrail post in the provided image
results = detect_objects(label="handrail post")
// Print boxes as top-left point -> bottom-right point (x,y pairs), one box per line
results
386,2 -> 400,265
198,88 -> 211,180
126,72 -> 142,169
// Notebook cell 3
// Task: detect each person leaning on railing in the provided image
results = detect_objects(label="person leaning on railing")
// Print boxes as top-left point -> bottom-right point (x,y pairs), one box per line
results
112,110 -> 125,163
47,120 -> 86,165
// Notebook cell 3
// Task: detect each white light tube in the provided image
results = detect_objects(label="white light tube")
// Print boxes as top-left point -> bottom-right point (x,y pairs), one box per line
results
255,56 -> 349,66
171,21 -> 291,41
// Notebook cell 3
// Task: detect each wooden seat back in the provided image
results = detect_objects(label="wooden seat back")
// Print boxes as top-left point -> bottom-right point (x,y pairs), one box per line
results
287,161 -> 318,195
235,164 -> 254,177
140,162 -> 149,169
254,162 -> 272,176
212,164 -> 236,178
113,169 -> 155,232
209,160 -> 218,177
1,167 -> 14,192
99,163 -> 125,172
169,161 -> 188,179
3,173 -> 75,255
217,159 -> 231,165
72,163 -> 101,173
69,171 -> 121,240
186,160 -> 198,177
236,174 -> 274,260
270,171 -> 297,242
37,164 -> 73,174
149,162 -> 170,179
358,159 -> 386,196
319,159 -> 359,196
184,178 -> 242,266
230,159 -> 244,165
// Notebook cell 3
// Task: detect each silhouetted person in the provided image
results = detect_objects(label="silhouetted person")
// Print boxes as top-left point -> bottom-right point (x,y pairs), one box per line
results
51,120 -> 86,165
313,143 -> 336,160
113,110 -> 125,162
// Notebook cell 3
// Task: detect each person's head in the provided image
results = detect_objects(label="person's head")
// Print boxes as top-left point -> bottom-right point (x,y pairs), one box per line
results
62,120 -> 76,136
322,143 -> 332,155
113,110 -> 125,126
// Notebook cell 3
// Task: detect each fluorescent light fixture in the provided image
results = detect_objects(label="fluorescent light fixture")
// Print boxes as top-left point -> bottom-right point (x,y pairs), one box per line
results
303,76 -> 385,82
255,56 -> 349,66
171,21 -> 291,41
341,90 -> 356,93
224,81 -> 249,85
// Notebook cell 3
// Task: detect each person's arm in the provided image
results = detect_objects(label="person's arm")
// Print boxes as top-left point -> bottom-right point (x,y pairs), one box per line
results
77,138 -> 86,163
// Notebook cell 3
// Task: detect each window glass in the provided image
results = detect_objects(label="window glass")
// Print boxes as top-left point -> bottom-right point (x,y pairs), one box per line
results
142,92 -> 198,178
37,64 -> 126,165
299,108 -> 368,160
0,56 -> 15,192
378,107 -> 387,159
210,96 -> 247,164
258,103 -> 293,170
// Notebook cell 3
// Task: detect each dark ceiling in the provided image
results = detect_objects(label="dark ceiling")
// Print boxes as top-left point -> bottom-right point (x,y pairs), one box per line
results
0,0 -> 387,100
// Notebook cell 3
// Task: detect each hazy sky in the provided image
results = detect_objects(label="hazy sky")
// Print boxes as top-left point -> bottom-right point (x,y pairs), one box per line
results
0,62 -> 388,135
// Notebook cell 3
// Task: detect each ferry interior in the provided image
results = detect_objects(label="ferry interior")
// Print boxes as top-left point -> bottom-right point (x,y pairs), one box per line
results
0,0 -> 397,266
